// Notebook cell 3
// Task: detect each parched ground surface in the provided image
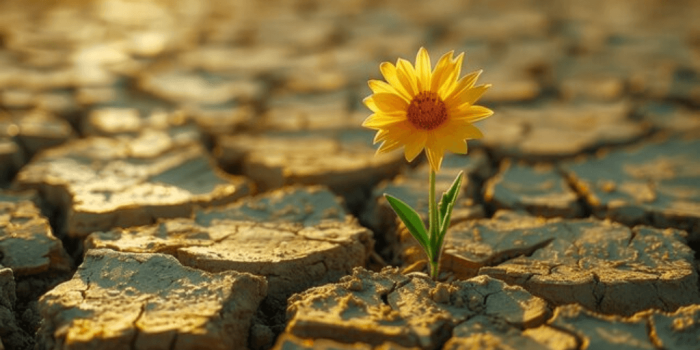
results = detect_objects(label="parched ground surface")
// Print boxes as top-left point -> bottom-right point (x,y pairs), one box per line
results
0,0 -> 699,349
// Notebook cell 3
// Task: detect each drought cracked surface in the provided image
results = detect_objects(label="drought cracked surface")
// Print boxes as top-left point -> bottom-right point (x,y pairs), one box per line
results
36,249 -> 267,350
0,0 -> 699,349
85,187 -> 374,300
444,211 -> 699,316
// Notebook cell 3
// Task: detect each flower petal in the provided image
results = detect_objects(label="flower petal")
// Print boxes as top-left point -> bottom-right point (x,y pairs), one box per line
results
456,122 -> 484,139
415,47 -> 432,92
379,62 -> 413,101
450,105 -> 494,123
431,124 -> 468,154
368,80 -> 406,100
396,58 -> 419,96
378,63 -> 413,101
438,118 -> 485,140
454,84 -> 491,108
376,139 -> 403,154
403,131 -> 427,162
437,52 -> 464,97
379,62 -> 414,101
444,69 -> 483,105
363,96 -> 379,113
425,133 -> 445,172
362,113 -> 406,129
373,92 -> 409,113
430,51 -> 454,92
371,120 -> 414,142
443,138 -> 468,154
373,129 -> 391,143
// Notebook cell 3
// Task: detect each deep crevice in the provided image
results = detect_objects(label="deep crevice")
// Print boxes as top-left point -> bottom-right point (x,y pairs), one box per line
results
483,238 -> 555,268
560,170 -> 593,219
129,303 -> 147,350
13,269 -> 74,348
591,273 -> 605,310
167,333 -> 178,350
547,323 -> 585,350
478,148 -> 503,219
252,295 -> 289,348
627,228 -> 638,247
650,280 -> 671,312
380,292 -> 389,306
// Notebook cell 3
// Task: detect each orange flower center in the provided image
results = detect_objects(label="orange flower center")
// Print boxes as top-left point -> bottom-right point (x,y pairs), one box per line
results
406,91 -> 447,130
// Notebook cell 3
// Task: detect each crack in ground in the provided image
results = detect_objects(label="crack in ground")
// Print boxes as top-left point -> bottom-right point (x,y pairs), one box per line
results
560,168 -> 593,219
481,238 -> 555,270
480,152 -> 504,219
481,291 -> 496,310
557,134 -> 699,237
380,291 -> 389,306
627,227 -> 638,247
547,322 -> 586,350
167,333 -> 178,350
77,275 -> 91,301
383,277 -> 411,306
392,276 -> 456,350
129,301 -> 147,350
650,279 -> 670,311
591,272 -> 605,310
483,221 -> 579,276
643,313 -> 665,350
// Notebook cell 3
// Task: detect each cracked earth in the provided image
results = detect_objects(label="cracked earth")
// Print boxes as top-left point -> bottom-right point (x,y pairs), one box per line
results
0,0 -> 699,349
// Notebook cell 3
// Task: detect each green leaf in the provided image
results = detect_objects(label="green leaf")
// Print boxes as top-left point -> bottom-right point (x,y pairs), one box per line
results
435,200 -> 454,259
384,194 -> 429,254
438,171 -> 463,228
433,171 -> 463,263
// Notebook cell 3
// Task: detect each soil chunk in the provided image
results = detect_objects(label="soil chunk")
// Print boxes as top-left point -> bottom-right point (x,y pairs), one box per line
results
649,304 -> 700,350
277,267 -> 548,349
636,102 -> 700,132
274,333 -> 419,350
562,133 -> 700,241
82,108 -> 199,144
36,249 -> 267,350
0,108 -> 75,187
86,186 -> 373,300
14,133 -> 251,238
185,102 -> 254,140
262,91 -> 353,131
0,191 -> 70,276
138,66 -> 263,105
485,161 -> 582,218
215,129 -> 404,206
1,109 -> 75,159
444,211 -> 698,315
443,315 -> 549,350
479,100 -> 647,160
525,303 -> 700,350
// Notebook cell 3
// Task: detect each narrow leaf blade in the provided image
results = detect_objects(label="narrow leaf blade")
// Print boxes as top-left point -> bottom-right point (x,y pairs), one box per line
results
384,194 -> 429,252
438,171 -> 464,227
436,201 -> 454,255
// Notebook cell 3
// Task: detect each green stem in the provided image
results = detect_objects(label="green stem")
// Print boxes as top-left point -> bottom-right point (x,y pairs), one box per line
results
428,170 -> 439,280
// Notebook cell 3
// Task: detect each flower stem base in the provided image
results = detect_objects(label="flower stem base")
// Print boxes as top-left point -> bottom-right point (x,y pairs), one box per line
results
429,260 -> 440,280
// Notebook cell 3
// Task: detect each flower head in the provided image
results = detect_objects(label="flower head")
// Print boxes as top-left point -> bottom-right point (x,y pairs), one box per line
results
362,47 -> 493,172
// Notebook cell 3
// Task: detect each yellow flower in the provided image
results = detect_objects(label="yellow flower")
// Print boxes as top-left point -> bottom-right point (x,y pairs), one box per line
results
362,47 -> 493,172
